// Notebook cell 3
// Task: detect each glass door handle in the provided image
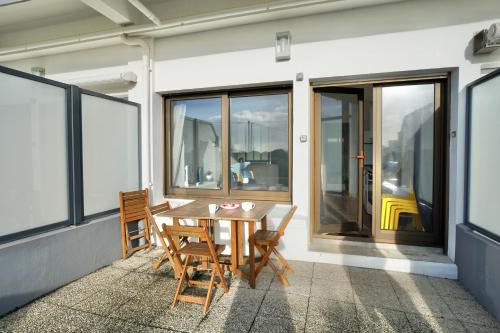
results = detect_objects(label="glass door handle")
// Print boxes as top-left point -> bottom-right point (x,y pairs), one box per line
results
352,155 -> 365,159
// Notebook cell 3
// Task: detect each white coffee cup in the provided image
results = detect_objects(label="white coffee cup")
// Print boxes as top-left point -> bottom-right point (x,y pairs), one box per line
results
208,204 -> 219,214
241,201 -> 255,212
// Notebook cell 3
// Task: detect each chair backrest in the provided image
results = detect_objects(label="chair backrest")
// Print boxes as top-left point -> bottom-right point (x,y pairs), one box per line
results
162,224 -> 219,259
276,205 -> 298,237
145,203 -> 171,249
119,189 -> 149,223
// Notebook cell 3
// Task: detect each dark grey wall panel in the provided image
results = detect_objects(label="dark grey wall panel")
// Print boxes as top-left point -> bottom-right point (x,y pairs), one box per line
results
0,216 -> 121,316
456,223 -> 500,320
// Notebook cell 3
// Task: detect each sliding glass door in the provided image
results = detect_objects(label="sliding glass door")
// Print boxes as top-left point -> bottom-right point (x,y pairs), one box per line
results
314,88 -> 365,236
373,82 -> 445,244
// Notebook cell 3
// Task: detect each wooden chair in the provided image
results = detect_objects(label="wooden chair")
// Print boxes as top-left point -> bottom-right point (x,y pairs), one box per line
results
162,224 -> 229,314
119,189 -> 151,259
252,206 -> 297,286
145,203 -> 186,278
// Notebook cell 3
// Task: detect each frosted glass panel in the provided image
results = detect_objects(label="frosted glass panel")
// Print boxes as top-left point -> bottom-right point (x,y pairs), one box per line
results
82,94 -> 140,216
468,74 -> 500,238
0,72 -> 68,237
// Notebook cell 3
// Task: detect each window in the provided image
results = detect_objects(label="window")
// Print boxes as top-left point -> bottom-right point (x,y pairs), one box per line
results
0,70 -> 69,239
165,89 -> 292,201
466,69 -> 500,242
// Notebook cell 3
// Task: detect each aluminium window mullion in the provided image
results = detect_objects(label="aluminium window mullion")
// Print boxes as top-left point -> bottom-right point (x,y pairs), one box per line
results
68,85 -> 84,225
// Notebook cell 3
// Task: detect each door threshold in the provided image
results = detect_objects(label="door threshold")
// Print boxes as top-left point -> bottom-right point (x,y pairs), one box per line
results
311,236 -> 448,263
308,236 -> 456,278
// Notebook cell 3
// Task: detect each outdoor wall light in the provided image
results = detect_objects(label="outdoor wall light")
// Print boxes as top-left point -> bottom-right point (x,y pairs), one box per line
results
275,31 -> 291,61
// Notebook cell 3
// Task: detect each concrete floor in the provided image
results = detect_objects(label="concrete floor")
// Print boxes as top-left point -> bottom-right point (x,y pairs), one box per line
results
0,248 -> 499,333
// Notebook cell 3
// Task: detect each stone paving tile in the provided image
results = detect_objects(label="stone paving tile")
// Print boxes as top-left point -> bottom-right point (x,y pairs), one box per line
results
195,301 -> 259,333
0,301 -> 105,333
216,286 -> 265,312
349,267 -> 393,288
356,304 -> 411,333
443,296 -> 500,328
397,292 -> 455,319
71,289 -> 132,316
286,260 -> 314,278
269,274 -> 312,296
388,272 -> 436,296
405,313 -> 467,333
461,322 -> 500,333
112,255 -> 153,271
0,301 -> 64,333
73,266 -> 130,288
312,263 -> 350,283
111,272 -> 160,297
352,284 -> 401,311
42,282 -> 100,307
90,317 -> 175,333
229,271 -> 274,291
428,277 -> 474,300
307,297 -> 359,333
310,278 -> 354,303
151,304 -> 206,333
250,314 -> 305,333
136,260 -> 175,277
134,247 -> 166,259
258,290 -> 308,322
108,292 -> 167,326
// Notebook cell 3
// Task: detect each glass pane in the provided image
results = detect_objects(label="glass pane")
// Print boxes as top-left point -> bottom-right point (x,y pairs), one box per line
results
171,98 -> 222,189
319,93 -> 360,233
82,94 -> 140,216
380,84 -> 434,233
0,72 -> 68,237
468,74 -> 500,238
230,94 -> 289,192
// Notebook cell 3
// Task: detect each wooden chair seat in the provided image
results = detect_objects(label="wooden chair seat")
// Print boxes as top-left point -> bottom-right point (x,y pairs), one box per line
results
254,230 -> 279,244
177,243 -> 225,257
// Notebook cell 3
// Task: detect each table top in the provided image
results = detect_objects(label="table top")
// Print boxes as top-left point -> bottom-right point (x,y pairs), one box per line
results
157,198 -> 275,222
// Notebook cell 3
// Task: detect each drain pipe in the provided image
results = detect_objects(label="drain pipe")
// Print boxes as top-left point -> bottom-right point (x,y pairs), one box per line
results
120,34 -> 154,194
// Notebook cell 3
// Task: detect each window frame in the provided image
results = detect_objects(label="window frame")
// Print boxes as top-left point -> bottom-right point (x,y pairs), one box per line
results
464,68 -> 500,243
164,87 -> 292,202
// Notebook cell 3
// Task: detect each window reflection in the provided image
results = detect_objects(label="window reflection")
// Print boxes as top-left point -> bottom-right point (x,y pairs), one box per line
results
170,98 -> 222,189
381,84 -> 434,233
230,94 -> 289,191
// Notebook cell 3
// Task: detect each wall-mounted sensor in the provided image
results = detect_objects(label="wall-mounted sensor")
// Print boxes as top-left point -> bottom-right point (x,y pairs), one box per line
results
276,31 -> 291,61
300,135 -> 307,143
296,72 -> 304,81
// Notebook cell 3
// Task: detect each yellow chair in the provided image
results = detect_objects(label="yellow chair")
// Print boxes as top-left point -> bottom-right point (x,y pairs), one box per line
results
381,192 -> 420,230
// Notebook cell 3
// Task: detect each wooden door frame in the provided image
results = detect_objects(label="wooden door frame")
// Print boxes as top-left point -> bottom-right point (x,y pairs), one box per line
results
372,80 -> 446,245
310,75 -> 449,246
311,87 -> 365,236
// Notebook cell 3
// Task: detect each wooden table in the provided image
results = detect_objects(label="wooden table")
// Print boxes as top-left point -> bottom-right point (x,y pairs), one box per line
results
157,198 -> 275,288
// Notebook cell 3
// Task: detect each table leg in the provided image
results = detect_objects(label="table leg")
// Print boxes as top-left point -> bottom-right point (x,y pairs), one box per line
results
248,221 -> 256,289
230,220 -> 238,274
237,222 -> 244,265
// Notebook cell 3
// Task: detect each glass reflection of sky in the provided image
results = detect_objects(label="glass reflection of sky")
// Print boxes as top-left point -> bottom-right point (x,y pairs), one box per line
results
230,94 -> 288,153
173,98 -> 222,138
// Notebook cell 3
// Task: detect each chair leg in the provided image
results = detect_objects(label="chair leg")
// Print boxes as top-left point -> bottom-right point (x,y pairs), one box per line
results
272,248 -> 293,274
172,255 -> 190,308
120,222 -> 127,259
203,269 -> 217,314
255,244 -> 274,276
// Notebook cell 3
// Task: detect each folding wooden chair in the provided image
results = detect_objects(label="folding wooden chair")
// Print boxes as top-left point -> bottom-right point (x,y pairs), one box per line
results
252,206 -> 297,286
162,224 -> 229,314
145,203 -> 186,278
119,189 -> 151,259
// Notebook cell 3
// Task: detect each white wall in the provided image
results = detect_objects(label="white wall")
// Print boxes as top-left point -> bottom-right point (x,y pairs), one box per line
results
3,0 -> 500,264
